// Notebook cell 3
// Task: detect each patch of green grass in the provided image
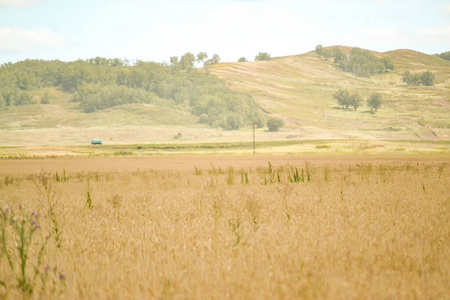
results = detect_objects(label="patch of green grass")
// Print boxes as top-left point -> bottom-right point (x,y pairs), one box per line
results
113,151 -> 134,156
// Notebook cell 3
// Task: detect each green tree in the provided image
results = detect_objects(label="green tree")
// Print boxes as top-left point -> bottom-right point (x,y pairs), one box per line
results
2,90 -> 14,106
322,48 -> 333,60
255,52 -> 271,61
249,112 -> 265,128
436,51 -> 450,61
349,93 -> 362,111
226,115 -> 240,130
0,93 -> 5,107
16,73 -> 33,90
238,57 -> 247,62
402,71 -> 421,86
197,52 -> 208,64
204,54 -> 220,66
315,45 -> 324,56
381,58 -> 394,71
367,93 -> 382,112
180,52 -> 195,71
333,89 -> 351,109
170,56 -> 179,65
267,117 -> 284,132
420,71 -> 435,86
14,91 -> 32,106
109,58 -> 124,67
332,48 -> 345,64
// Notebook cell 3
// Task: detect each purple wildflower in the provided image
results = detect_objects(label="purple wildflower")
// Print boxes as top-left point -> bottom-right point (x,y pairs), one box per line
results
31,211 -> 39,217
32,219 -> 40,229
59,273 -> 65,280
45,265 -> 49,272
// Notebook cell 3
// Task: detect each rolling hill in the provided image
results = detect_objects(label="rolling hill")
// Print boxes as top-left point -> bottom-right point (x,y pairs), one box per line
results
0,46 -> 449,150
208,47 -> 450,141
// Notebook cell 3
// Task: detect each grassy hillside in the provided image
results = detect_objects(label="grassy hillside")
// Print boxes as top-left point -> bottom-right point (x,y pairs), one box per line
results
0,46 -> 449,149
208,47 -> 450,141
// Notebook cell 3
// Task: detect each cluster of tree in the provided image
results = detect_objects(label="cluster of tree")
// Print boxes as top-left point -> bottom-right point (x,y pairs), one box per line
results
169,52 -> 221,69
255,52 -> 271,61
434,51 -> 450,61
334,90 -> 383,112
315,46 -> 394,77
0,54 -> 264,130
0,89 -> 34,107
237,52 -> 272,63
72,83 -> 168,113
402,71 -> 435,86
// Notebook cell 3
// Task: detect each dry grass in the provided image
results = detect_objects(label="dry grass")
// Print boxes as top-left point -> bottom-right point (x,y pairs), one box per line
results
0,155 -> 449,299
209,49 -> 450,141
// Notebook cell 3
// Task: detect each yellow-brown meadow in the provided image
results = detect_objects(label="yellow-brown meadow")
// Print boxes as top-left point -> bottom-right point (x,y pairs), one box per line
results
0,155 -> 448,299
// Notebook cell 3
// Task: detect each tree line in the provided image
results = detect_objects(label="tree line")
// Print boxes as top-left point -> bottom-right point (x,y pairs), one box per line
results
315,45 -> 394,77
434,51 -> 450,61
402,71 -> 435,86
0,53 -> 265,130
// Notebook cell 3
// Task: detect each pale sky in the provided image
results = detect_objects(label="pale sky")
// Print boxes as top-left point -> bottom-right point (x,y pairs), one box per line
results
0,0 -> 449,64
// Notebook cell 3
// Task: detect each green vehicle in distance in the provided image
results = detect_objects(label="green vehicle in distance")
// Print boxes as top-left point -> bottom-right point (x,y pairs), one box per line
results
91,139 -> 103,145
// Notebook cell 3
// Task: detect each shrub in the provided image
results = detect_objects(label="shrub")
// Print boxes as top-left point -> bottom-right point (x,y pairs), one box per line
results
267,117 -> 284,132
198,114 -> 209,124
420,71 -> 435,86
41,92 -> 50,104
367,94 -> 382,112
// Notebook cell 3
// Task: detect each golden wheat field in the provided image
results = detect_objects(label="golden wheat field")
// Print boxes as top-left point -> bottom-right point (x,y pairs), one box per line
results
0,155 -> 449,299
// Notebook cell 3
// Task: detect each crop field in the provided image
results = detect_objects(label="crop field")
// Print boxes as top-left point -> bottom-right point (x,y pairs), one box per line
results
0,155 -> 449,299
